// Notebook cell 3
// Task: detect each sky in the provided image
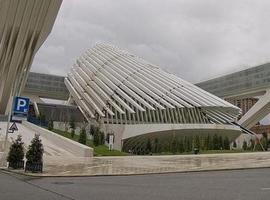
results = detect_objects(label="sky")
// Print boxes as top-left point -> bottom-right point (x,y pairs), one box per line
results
32,0 -> 270,83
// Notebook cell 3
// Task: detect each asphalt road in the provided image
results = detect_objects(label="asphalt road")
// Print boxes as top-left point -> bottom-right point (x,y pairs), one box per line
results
1,168 -> 270,200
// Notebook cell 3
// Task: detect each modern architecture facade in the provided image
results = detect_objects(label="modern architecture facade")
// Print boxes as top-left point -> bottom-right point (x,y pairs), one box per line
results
23,72 -> 69,101
0,0 -> 62,115
197,63 -> 270,129
65,44 -> 241,150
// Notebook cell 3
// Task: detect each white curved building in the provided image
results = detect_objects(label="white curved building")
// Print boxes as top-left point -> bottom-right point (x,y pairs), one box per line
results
0,0 -> 62,114
65,44 -> 242,151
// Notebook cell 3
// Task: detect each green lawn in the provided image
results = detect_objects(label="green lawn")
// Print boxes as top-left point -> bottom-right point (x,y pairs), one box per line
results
52,129 -> 127,156
52,129 -> 256,156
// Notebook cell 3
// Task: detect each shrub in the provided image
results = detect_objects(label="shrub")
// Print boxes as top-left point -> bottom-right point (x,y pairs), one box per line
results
78,127 -> 87,145
7,135 -> 24,164
71,129 -> 75,138
26,134 -> 44,163
48,119 -> 54,131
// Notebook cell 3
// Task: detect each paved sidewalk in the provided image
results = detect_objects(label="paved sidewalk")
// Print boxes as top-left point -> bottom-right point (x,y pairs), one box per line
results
23,152 -> 270,176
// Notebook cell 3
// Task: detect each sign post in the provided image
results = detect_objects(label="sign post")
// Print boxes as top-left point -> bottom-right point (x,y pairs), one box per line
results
4,97 -> 29,153
109,134 -> 114,151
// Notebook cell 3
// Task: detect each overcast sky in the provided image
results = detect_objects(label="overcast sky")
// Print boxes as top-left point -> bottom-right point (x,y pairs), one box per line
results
32,0 -> 270,83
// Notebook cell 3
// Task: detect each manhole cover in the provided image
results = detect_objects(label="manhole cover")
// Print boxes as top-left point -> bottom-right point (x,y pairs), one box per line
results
52,181 -> 74,185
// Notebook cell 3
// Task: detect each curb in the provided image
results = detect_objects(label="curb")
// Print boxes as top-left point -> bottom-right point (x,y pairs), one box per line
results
1,165 -> 270,178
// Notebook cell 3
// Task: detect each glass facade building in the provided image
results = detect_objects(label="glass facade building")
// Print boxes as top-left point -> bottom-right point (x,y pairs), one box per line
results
196,63 -> 270,98
24,72 -> 69,100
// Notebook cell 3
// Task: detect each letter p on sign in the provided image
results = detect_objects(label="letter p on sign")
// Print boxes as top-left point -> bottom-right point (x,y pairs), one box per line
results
14,97 -> 30,113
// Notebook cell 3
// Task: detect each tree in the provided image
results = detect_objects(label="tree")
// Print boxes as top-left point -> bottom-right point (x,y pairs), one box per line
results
69,119 -> 75,138
249,139 -> 255,151
99,131 -> 105,145
93,127 -> 100,146
26,134 -> 44,163
218,136 -> 224,150
223,137 -> 230,150
204,135 -> 209,150
171,138 -> 177,154
47,119 -> 54,131
178,139 -> 184,153
7,135 -> 24,164
242,140 -> 248,150
194,135 -> 200,149
71,129 -> 75,138
78,127 -> 87,145
90,125 -> 95,136
146,138 -> 152,153
153,138 -> 159,153
233,141 -> 237,149
69,119 -> 75,130
213,134 -> 219,150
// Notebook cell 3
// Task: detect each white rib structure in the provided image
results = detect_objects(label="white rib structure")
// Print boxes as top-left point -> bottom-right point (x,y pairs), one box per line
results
0,0 -> 62,114
65,43 -> 241,125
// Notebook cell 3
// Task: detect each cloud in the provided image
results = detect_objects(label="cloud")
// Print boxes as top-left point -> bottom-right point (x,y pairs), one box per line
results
32,0 -> 270,83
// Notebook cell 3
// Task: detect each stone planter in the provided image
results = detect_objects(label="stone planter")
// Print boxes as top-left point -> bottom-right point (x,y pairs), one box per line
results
8,161 -> 25,169
25,161 -> 43,173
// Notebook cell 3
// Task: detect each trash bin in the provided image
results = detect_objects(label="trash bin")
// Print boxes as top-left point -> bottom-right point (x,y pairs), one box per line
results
193,148 -> 199,154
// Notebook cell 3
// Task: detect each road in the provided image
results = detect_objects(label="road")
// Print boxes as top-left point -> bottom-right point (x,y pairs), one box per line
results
1,168 -> 270,200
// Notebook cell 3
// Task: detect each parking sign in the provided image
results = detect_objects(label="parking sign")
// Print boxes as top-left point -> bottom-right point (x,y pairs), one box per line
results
12,97 -> 30,121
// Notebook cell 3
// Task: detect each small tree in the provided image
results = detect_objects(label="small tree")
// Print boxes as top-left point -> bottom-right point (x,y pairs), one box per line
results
93,127 -> 100,146
249,139 -> 255,151
233,141 -> 237,149
69,119 -> 75,138
26,134 -> 44,163
218,136 -> 224,150
153,138 -> 160,153
146,138 -> 152,153
69,119 -> 75,129
90,125 -> 95,136
213,134 -> 219,150
223,137 -> 230,150
78,127 -> 87,145
47,119 -> 54,131
194,135 -> 200,149
99,131 -> 105,145
242,140 -> 248,150
170,137 -> 177,154
71,129 -> 75,138
7,135 -> 24,164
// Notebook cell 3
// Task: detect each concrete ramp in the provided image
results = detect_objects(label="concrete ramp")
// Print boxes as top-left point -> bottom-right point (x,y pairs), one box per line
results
0,121 -> 93,160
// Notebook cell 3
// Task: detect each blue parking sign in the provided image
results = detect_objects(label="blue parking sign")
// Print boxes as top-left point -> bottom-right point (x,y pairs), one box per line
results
12,97 -> 30,121
14,97 -> 30,113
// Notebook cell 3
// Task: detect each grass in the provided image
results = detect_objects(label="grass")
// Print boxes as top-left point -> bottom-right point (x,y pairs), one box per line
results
52,129 -> 127,156
93,145 -> 128,156
51,129 -> 257,156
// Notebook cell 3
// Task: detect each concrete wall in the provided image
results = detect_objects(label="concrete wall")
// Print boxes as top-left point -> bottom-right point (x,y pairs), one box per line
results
23,121 -> 93,157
